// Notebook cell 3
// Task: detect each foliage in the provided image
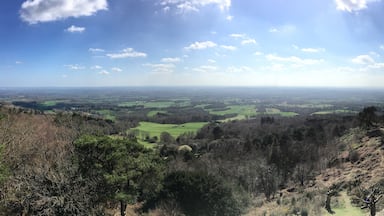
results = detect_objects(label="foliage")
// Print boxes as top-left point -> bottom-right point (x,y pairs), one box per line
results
149,171 -> 242,216
74,135 -> 165,214
359,106 -> 378,128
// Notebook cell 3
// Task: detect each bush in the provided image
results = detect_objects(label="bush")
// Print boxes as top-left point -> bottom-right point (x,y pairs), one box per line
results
301,208 -> 308,216
348,150 -> 360,163
149,171 -> 241,216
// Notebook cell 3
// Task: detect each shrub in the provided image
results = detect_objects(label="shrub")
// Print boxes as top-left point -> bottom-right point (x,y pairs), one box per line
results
348,150 -> 360,163
301,208 -> 308,216
150,171 -> 241,216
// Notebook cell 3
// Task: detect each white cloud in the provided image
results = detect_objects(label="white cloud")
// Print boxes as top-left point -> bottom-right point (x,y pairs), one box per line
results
184,41 -> 217,50
161,57 -> 181,63
91,65 -> 103,70
229,33 -> 246,38
65,64 -> 85,70
301,48 -> 326,53
144,63 -> 175,74
107,48 -> 147,59
380,45 -> 384,50
89,48 -> 105,52
99,70 -> 110,75
111,67 -> 123,72
163,6 -> 171,12
208,59 -> 216,63
368,63 -> 384,69
266,54 -> 324,65
220,45 -> 237,51
160,0 -> 231,13
352,55 -> 375,64
229,33 -> 257,45
15,61 -> 23,64
20,0 -> 108,24
226,66 -> 252,73
226,15 -> 233,21
254,51 -> 264,56
268,25 -> 296,34
241,39 -> 257,45
269,28 -> 279,33
66,25 -> 85,33
193,65 -> 218,72
334,0 -> 379,12
176,2 -> 199,12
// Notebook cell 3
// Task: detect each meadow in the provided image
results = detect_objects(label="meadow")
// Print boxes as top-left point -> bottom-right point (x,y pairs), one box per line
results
130,121 -> 207,145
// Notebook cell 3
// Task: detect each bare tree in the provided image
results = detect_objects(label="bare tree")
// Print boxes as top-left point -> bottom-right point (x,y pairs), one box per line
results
361,188 -> 383,216
325,189 -> 335,214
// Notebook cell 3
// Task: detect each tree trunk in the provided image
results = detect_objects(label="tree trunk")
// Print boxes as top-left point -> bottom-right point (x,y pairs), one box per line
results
370,202 -> 376,216
325,193 -> 334,214
120,200 -> 127,216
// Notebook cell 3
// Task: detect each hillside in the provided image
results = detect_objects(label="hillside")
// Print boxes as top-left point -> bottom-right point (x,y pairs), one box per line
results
246,126 -> 384,216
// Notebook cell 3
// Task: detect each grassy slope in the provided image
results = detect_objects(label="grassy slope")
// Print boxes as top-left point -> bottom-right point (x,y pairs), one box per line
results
132,121 -> 207,140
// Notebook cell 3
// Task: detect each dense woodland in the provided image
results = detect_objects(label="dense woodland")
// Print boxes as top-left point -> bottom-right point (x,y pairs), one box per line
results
0,96 -> 384,215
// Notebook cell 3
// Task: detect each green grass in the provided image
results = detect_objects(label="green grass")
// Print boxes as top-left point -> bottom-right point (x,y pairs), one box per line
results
208,105 -> 256,116
325,192 -> 365,216
95,110 -> 116,121
207,105 -> 297,121
206,105 -> 257,122
194,104 -> 210,108
131,121 -> 207,140
278,103 -> 334,109
263,108 -> 298,117
311,110 -> 357,115
147,110 -> 167,117
41,100 -> 69,106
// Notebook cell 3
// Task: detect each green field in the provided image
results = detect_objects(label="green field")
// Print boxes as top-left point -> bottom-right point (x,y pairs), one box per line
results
311,110 -> 357,115
263,108 -> 298,117
207,105 -> 257,121
147,110 -> 167,117
278,103 -> 334,109
41,100 -> 69,106
95,110 -> 116,121
208,105 -> 256,117
131,121 -> 207,140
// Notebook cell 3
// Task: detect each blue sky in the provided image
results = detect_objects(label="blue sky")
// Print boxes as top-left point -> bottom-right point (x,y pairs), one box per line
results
1,0 -> 384,87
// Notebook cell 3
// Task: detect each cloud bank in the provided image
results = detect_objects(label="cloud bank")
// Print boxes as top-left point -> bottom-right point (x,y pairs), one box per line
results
335,0 -> 380,12
107,48 -> 147,59
160,0 -> 231,13
20,0 -> 108,24
184,41 -> 217,50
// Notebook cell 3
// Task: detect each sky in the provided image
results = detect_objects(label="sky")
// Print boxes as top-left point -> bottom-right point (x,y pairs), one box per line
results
1,0 -> 384,87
